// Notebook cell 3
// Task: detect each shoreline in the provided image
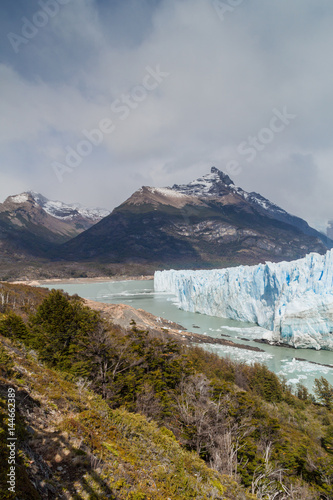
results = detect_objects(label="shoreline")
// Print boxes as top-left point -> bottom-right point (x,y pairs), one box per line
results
83,299 -> 266,353
9,275 -> 154,287
254,338 -> 333,357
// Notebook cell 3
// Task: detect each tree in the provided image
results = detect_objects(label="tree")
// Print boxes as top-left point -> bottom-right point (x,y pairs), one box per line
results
176,374 -> 218,457
296,383 -> 310,402
0,311 -> 29,341
135,382 -> 162,420
75,323 -> 145,400
29,290 -> 99,368
314,377 -> 333,410
251,442 -> 287,499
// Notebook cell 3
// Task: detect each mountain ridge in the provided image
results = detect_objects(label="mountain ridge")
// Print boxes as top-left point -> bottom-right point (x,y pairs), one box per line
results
59,167 -> 331,267
27,191 -> 110,225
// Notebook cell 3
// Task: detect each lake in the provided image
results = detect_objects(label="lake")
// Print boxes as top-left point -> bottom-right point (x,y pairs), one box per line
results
42,278 -> 333,392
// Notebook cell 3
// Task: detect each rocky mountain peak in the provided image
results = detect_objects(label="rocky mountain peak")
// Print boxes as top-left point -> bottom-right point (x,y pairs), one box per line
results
171,166 -> 235,197
210,166 -> 234,185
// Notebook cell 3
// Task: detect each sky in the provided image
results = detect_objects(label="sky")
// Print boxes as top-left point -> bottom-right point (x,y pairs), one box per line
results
1,0 -> 333,231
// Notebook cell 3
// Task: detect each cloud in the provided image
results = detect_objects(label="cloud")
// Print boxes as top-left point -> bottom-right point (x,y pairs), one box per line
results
1,0 -> 333,229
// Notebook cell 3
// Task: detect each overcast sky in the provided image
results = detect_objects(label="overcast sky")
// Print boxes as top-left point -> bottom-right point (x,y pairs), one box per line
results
1,0 -> 333,230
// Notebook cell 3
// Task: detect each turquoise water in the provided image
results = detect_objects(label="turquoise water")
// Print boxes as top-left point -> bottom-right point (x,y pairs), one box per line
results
41,279 -> 333,392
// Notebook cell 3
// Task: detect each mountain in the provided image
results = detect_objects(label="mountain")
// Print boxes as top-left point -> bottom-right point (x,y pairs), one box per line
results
172,167 -> 328,242
0,192 -> 110,260
60,167 -> 331,267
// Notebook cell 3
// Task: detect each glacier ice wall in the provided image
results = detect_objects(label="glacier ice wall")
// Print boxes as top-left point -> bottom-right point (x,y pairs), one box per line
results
154,251 -> 333,350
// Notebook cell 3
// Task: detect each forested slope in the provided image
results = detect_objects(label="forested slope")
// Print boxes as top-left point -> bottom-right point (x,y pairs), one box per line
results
0,283 -> 332,499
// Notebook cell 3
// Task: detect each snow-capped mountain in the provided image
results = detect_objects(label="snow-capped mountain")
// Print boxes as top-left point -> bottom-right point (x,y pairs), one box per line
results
28,192 -> 110,223
171,167 -> 325,239
171,167 -> 279,207
60,167 -> 330,266
0,192 -> 110,260
154,249 -> 333,350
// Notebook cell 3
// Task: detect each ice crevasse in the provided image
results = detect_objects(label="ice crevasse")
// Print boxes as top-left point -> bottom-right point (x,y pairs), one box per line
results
154,250 -> 333,350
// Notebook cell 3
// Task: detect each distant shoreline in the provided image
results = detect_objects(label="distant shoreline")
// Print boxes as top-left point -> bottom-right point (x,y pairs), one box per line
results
9,275 -> 154,287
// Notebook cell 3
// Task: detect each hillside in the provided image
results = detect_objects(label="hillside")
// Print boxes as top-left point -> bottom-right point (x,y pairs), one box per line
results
1,338 -> 253,499
0,283 -> 332,499
0,283 -> 254,499
60,167 -> 331,268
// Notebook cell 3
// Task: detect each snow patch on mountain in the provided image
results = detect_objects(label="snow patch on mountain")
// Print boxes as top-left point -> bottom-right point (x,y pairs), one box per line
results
9,194 -> 30,204
150,187 -> 188,199
154,250 -> 333,350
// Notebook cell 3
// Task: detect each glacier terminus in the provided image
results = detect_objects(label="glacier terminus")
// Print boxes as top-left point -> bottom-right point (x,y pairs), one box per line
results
154,250 -> 333,350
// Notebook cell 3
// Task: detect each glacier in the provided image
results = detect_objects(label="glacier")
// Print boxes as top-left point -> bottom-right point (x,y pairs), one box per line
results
154,250 -> 333,350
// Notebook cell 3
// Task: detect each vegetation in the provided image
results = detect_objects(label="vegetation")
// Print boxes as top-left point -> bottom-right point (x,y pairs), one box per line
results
0,283 -> 332,499
0,258 -> 156,282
